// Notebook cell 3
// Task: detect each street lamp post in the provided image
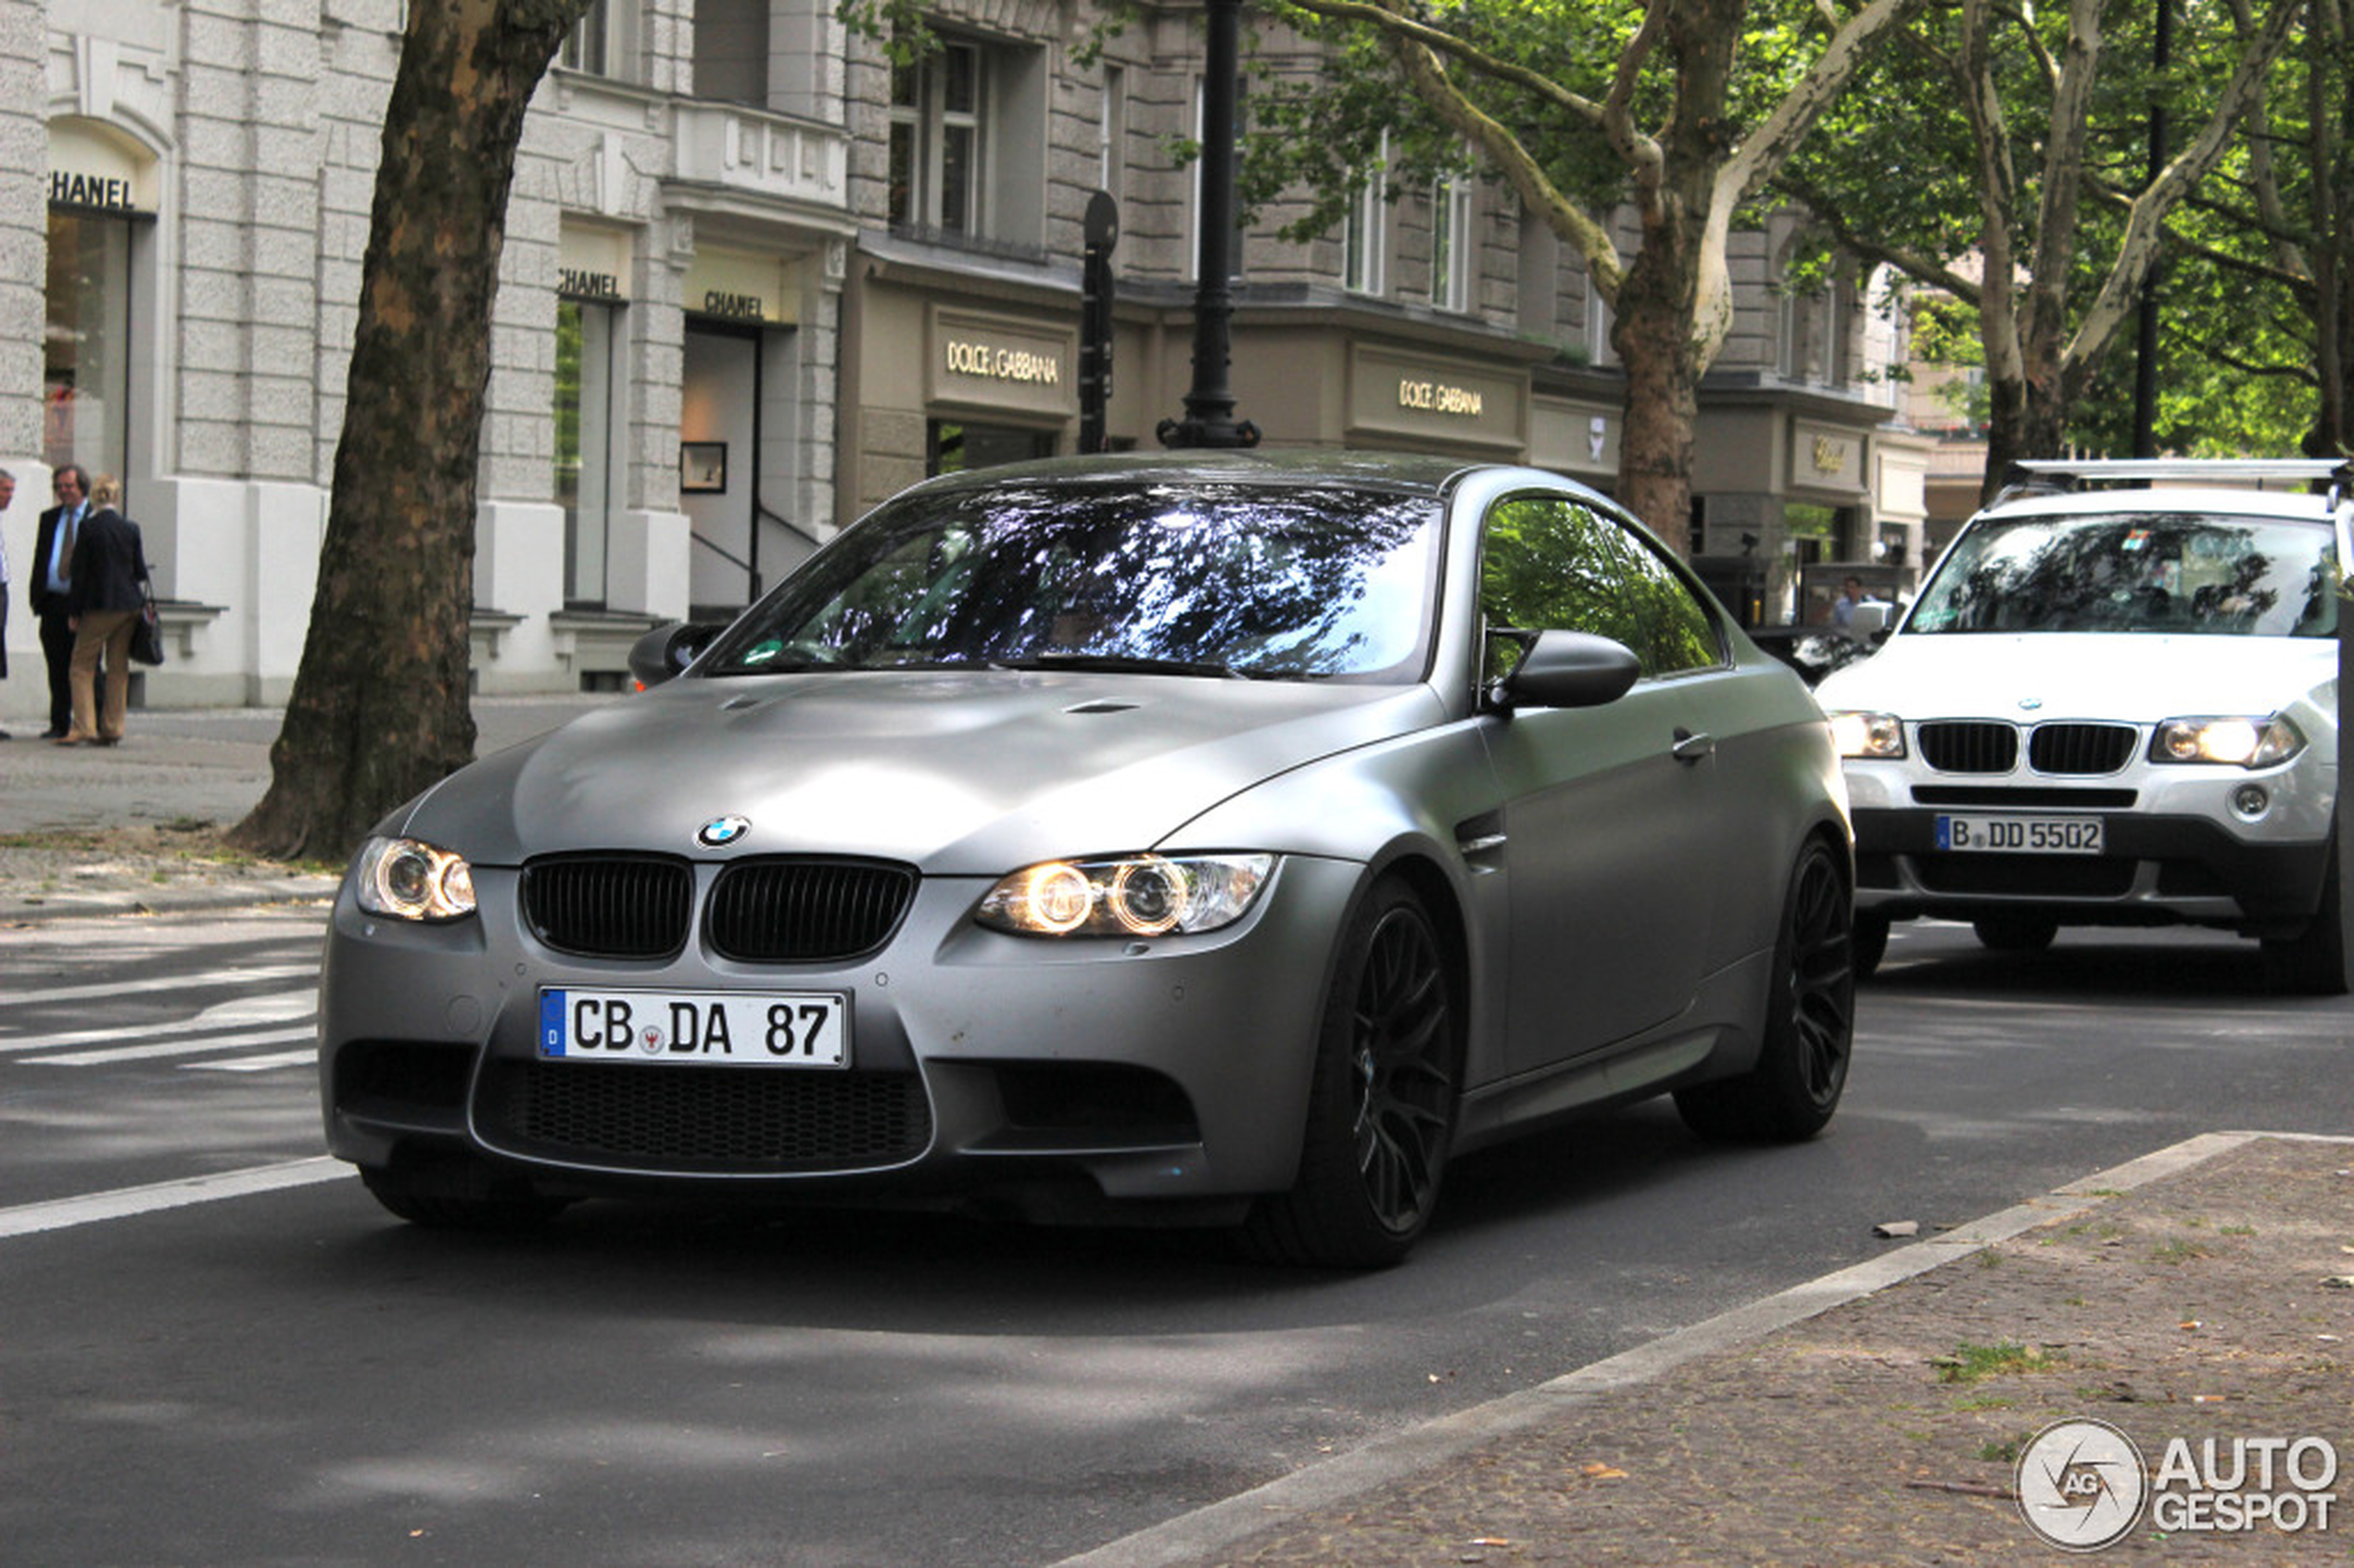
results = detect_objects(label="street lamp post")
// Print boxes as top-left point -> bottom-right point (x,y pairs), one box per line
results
1158,0 -> 1259,449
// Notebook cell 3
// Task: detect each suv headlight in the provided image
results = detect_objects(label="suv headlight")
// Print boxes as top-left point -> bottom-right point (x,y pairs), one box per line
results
2149,715 -> 2305,768
353,836 -> 478,921
976,854 -> 1274,938
1826,711 -> 1906,760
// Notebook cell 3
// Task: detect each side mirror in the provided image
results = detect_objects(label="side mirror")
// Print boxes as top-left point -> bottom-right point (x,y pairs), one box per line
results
1848,602 -> 1892,639
626,621 -> 722,689
1493,631 -> 1642,712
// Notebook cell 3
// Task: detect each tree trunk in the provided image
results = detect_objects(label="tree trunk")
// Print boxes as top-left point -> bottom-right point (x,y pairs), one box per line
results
230,0 -> 588,863
1613,238 -> 1704,550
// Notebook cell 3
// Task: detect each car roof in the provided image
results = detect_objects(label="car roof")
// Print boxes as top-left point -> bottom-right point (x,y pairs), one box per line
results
1978,487 -> 2337,525
897,448 -> 1496,501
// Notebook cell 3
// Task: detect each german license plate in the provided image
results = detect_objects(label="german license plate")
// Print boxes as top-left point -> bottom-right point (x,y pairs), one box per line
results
538,988 -> 848,1068
1934,815 -> 2104,854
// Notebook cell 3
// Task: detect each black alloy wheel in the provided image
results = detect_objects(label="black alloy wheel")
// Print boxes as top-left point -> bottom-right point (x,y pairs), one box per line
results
1677,837 -> 1854,1141
1349,897 -> 1455,1234
1245,878 -> 1458,1267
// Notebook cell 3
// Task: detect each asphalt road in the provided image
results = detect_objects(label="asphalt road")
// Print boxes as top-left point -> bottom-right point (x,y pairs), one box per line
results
1,911 -> 2348,1566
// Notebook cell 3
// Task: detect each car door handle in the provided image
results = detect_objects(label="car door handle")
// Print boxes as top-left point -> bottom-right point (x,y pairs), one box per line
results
1671,727 -> 1715,765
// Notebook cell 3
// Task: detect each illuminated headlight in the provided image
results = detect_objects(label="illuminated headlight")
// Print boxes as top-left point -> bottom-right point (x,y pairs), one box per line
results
976,854 -> 1274,939
1826,711 -> 1906,760
2149,715 -> 2305,768
353,836 -> 478,922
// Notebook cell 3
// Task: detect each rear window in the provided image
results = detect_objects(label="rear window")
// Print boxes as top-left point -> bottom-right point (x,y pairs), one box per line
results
1905,512 -> 2337,639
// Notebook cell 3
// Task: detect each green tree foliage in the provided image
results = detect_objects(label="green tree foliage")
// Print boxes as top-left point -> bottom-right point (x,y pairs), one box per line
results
1230,0 -> 1927,548
1780,0 -> 2305,491
2141,0 -> 2352,459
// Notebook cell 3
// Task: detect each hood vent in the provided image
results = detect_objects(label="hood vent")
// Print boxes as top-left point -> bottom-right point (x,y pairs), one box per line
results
1064,699 -> 1139,715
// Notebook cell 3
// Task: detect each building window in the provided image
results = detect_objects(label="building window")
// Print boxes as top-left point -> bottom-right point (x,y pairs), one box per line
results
928,420 -> 1053,477
1343,133 -> 1388,296
1098,65 -> 1125,203
1431,177 -> 1471,312
891,41 -> 982,236
555,298 -> 620,605
560,0 -> 610,75
44,209 -> 133,477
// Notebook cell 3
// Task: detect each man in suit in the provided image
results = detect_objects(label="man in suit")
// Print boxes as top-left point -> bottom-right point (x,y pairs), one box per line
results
30,464 -> 87,740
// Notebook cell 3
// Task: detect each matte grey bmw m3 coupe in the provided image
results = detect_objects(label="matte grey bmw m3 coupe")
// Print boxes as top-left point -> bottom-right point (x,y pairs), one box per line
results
322,451 -> 1854,1266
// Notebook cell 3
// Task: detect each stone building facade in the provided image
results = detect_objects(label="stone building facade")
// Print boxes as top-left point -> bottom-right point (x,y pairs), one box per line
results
3,0 -> 1926,721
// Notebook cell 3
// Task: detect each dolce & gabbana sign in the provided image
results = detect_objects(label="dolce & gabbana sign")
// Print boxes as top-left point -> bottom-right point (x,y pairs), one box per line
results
929,308 -> 1075,418
1348,344 -> 1525,453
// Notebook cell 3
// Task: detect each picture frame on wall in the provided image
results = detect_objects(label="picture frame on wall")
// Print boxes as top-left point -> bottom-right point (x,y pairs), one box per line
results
680,441 -> 728,494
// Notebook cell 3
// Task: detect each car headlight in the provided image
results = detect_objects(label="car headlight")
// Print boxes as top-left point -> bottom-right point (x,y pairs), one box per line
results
2149,715 -> 2305,768
1826,711 -> 1906,760
353,836 -> 478,921
976,853 -> 1274,938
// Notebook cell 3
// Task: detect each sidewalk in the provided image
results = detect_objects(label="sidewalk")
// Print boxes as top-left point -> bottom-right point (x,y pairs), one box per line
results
0,695 -> 610,920
6,706 -> 2352,1564
1075,1132 -> 2354,1566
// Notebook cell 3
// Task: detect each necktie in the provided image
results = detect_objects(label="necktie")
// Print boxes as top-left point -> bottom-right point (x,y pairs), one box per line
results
58,504 -> 79,586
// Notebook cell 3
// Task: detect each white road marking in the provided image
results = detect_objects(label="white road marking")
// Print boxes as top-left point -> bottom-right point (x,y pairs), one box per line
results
1,962 -> 316,1009
0,989 -> 318,1055
0,1157 -> 349,1241
183,1048 -> 317,1074
20,1024 -> 317,1067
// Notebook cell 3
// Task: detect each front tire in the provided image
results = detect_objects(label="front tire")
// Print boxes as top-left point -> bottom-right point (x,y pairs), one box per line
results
1244,878 -> 1459,1269
1677,837 -> 1854,1142
2262,840 -> 2349,995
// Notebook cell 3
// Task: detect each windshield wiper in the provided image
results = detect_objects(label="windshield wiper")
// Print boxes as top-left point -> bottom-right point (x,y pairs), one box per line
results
990,652 -> 1268,679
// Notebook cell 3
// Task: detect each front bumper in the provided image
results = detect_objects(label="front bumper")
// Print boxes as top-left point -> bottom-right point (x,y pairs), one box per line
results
1844,744 -> 2332,931
320,854 -> 1365,1212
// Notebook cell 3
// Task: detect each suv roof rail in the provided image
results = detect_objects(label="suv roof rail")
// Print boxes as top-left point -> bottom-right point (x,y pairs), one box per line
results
2002,458 -> 2349,494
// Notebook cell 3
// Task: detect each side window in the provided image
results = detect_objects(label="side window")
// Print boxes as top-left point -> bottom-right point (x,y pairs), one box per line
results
1477,495 -> 1645,682
1603,518 -> 1726,676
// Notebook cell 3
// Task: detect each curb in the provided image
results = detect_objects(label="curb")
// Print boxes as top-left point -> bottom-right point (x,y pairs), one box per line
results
1052,1129 -> 2354,1568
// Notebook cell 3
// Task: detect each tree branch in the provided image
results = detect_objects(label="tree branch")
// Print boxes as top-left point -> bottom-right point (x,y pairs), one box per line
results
1278,0 -> 1613,132
1716,0 -> 1932,207
1778,171 -> 1984,299
2061,0 -> 2306,372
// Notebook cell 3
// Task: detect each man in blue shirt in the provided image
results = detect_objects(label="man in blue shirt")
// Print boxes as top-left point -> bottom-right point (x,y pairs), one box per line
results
30,465 -> 87,740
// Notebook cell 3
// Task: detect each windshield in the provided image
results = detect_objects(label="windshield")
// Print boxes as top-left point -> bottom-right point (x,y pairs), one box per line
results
1905,511 -> 2337,638
700,480 -> 1445,682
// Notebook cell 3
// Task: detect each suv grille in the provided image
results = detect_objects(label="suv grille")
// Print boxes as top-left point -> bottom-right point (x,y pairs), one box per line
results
1917,721 -> 2019,774
706,859 -> 917,963
523,855 -> 693,959
2028,722 -> 2137,776
482,1061 -> 931,1171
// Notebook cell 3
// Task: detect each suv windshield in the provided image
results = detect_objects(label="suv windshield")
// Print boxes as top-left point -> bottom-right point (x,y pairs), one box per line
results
1905,511 -> 2338,639
700,481 -> 1444,682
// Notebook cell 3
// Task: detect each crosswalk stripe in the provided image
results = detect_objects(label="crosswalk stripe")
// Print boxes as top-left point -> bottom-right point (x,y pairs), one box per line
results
0,989 -> 318,1055
183,1049 -> 317,1074
21,1024 -> 317,1067
2,962 -> 316,1009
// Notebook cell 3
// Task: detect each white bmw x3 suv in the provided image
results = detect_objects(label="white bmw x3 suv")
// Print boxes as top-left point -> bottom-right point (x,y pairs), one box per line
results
1816,458 -> 2352,992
